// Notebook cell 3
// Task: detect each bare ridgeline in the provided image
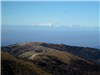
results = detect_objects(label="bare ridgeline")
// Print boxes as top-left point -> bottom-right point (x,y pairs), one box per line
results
1,42 -> 100,75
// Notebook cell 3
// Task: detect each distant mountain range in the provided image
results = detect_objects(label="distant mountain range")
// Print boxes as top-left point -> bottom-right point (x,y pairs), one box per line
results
1,42 -> 100,75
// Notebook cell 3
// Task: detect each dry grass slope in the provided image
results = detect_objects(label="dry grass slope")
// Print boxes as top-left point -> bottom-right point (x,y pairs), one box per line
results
1,52 -> 51,75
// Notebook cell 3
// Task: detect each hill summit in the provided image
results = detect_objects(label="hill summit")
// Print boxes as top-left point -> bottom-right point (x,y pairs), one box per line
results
1,42 -> 100,75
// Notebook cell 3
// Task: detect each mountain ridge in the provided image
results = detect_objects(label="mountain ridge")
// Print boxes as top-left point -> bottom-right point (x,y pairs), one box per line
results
1,42 -> 100,75
2,42 -> 100,64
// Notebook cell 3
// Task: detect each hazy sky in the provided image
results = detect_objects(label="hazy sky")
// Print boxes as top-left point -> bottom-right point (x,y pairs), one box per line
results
2,1 -> 99,27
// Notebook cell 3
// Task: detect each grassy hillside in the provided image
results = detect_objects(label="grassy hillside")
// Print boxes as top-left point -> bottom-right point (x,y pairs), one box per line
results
1,52 -> 51,75
41,43 -> 100,63
19,47 -> 91,64
1,42 -> 100,75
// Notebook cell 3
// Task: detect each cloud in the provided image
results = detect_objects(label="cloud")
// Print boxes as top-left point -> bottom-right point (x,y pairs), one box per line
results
38,23 -> 53,27
37,23 -> 61,27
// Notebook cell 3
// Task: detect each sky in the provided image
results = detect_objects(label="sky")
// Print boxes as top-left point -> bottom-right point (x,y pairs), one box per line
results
2,1 -> 99,27
1,1 -> 99,47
